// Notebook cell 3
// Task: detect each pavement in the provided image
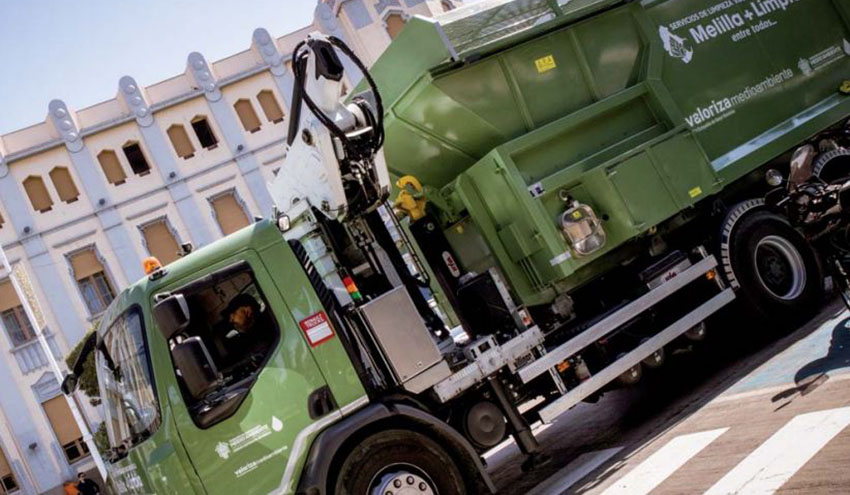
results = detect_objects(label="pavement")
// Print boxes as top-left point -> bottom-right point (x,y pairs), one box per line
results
489,299 -> 850,495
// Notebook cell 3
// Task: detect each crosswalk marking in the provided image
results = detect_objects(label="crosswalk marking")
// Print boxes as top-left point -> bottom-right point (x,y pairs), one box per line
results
600,428 -> 729,495
704,406 -> 850,495
527,447 -> 623,495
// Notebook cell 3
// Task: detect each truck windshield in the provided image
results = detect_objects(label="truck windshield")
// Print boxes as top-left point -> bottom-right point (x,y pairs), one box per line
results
96,308 -> 160,457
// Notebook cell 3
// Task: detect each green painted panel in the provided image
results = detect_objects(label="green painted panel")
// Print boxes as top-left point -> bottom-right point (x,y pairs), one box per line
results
649,132 -> 718,208
396,79 -> 508,157
432,58 -> 528,140
502,30 -> 595,128
510,96 -> 660,184
609,153 -> 678,229
259,241 -> 366,408
383,113 -> 475,186
572,8 -> 644,98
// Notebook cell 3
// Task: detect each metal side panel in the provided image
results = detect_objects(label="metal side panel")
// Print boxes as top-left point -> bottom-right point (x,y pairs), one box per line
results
433,326 -> 544,402
359,287 -> 444,383
538,288 -> 735,424
518,255 -> 719,384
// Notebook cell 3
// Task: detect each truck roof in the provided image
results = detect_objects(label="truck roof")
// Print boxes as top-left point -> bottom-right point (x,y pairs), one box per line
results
437,0 -> 623,59
97,220 -> 281,336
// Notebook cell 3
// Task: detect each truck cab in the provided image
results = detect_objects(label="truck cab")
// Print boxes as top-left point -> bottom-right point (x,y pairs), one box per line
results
95,221 -> 372,494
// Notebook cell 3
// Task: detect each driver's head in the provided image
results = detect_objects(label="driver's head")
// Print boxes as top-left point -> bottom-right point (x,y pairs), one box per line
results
226,294 -> 260,333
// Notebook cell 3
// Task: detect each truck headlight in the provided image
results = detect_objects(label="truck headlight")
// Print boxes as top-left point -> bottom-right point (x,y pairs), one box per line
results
560,202 -> 606,256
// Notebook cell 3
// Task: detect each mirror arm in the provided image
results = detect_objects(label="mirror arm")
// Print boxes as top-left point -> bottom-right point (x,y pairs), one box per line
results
70,332 -> 97,376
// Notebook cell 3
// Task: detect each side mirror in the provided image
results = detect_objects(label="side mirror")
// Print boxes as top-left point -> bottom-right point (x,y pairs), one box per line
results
61,374 -> 78,395
153,294 -> 190,340
171,337 -> 220,400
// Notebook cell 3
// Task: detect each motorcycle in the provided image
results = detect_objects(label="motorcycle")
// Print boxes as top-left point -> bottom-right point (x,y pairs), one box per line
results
764,133 -> 850,310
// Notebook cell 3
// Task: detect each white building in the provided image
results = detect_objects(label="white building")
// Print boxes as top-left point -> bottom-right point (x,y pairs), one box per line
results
0,1 -> 458,493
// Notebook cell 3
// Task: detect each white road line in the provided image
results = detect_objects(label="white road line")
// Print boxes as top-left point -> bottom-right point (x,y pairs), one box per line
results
601,428 -> 729,495
527,447 -> 623,495
704,406 -> 850,495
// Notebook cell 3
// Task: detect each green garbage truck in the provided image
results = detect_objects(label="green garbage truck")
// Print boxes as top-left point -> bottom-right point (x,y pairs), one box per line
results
62,0 -> 850,493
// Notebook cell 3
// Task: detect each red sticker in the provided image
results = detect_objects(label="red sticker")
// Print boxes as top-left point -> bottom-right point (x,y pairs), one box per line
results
299,311 -> 335,347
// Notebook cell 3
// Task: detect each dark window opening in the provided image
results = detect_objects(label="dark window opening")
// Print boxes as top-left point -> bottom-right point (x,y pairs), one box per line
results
163,262 -> 279,428
122,143 -> 151,176
191,119 -> 218,149
2,474 -> 18,494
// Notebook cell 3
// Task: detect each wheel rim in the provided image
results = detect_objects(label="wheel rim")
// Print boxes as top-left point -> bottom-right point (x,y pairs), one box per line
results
369,464 -> 438,495
753,235 -> 806,300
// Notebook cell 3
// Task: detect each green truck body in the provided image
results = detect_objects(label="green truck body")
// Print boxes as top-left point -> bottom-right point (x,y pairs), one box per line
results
373,0 -> 850,304
80,1 -> 850,494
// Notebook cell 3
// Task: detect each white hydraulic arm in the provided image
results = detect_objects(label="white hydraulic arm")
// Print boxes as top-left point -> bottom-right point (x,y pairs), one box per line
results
267,32 -> 390,224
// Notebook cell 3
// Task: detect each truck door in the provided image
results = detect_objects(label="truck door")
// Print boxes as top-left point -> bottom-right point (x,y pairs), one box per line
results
98,305 -> 203,495
154,250 -> 332,494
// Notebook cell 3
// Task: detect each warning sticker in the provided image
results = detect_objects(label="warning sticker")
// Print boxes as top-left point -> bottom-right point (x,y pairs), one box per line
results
299,312 -> 335,347
535,55 -> 556,73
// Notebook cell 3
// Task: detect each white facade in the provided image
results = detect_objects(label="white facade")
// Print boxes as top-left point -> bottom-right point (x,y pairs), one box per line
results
0,1 -> 458,493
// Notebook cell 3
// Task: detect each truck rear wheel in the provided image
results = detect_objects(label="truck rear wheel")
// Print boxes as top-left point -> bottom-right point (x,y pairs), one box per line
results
721,206 -> 822,327
335,429 -> 467,495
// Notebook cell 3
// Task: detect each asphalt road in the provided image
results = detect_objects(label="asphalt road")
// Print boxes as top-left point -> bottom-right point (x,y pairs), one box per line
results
487,299 -> 850,495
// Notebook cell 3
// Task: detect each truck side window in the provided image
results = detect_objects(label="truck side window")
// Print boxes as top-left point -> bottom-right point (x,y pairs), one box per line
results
97,308 -> 160,458
166,261 -> 280,427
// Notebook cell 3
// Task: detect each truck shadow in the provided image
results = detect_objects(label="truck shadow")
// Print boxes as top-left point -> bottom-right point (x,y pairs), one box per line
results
491,299 -> 847,495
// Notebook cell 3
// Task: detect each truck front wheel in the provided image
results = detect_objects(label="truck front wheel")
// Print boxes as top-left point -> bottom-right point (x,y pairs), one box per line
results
721,206 -> 822,327
335,429 -> 467,495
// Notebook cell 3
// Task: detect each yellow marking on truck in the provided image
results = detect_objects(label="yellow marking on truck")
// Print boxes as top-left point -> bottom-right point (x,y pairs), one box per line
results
689,186 -> 703,198
535,55 -> 556,73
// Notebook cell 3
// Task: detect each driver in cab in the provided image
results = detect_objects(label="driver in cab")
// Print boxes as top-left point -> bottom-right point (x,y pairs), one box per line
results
219,293 -> 275,369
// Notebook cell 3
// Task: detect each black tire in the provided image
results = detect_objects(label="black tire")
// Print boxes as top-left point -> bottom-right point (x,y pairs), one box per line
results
813,148 -> 850,183
334,429 -> 467,495
722,208 -> 822,327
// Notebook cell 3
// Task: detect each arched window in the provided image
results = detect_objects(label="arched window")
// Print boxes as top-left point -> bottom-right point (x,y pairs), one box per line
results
385,13 -> 406,39
49,166 -> 79,204
42,396 -> 89,462
97,150 -> 127,185
210,191 -> 251,236
167,124 -> 196,159
23,176 -> 54,213
68,248 -> 115,315
122,141 -> 151,176
442,1 -> 454,12
140,218 -> 181,265
234,99 -> 262,133
191,117 -> 218,149
0,278 -> 36,346
0,445 -> 19,493
257,90 -> 284,124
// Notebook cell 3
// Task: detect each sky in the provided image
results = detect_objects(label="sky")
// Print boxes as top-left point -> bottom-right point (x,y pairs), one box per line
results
0,0 -> 317,135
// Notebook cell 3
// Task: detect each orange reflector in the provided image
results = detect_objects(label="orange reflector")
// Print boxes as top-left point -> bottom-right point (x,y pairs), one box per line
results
705,269 -> 716,281
556,360 -> 571,373
143,257 -> 162,275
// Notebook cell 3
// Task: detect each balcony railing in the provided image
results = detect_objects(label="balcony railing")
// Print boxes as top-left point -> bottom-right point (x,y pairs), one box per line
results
10,332 -> 61,375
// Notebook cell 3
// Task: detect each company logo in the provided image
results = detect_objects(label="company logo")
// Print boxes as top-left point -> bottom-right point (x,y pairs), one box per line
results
659,26 -> 693,64
216,441 -> 231,460
271,416 -> 283,432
